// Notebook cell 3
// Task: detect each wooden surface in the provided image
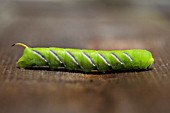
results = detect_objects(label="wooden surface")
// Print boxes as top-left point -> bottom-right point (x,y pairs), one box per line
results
0,1 -> 170,113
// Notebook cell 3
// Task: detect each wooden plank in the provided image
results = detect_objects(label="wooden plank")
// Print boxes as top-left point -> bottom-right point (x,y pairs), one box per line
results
0,2 -> 170,113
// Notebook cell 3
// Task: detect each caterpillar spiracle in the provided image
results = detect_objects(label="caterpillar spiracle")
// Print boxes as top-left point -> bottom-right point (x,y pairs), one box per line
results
13,43 -> 154,73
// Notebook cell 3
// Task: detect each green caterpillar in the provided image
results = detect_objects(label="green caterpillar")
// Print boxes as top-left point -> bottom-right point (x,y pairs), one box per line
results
13,43 -> 154,73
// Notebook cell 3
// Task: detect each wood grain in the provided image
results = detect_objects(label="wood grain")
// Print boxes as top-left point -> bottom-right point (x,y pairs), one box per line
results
0,1 -> 170,113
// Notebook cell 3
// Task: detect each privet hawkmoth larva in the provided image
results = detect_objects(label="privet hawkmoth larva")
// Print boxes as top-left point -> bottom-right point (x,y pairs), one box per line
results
13,43 -> 154,73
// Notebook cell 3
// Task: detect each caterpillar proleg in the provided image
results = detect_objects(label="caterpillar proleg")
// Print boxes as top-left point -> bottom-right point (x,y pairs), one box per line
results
13,43 -> 154,73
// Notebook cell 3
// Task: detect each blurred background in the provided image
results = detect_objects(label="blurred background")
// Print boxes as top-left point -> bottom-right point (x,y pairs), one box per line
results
0,0 -> 170,113
0,0 -> 170,49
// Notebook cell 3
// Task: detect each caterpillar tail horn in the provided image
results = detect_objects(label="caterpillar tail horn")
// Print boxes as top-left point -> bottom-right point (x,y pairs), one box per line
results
12,43 -> 29,48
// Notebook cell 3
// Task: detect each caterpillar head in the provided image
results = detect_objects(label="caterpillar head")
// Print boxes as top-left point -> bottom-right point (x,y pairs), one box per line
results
142,50 -> 154,70
146,57 -> 154,69
133,50 -> 154,70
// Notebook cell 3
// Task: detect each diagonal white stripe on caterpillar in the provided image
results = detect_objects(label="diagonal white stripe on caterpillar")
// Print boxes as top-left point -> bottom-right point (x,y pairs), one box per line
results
50,50 -> 63,64
33,50 -> 48,63
65,51 -> 79,65
82,52 -> 96,67
111,53 -> 124,65
123,52 -> 133,62
97,52 -> 111,66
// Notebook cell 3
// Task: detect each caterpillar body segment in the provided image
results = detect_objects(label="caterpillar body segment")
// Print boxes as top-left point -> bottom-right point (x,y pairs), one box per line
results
14,43 -> 154,73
